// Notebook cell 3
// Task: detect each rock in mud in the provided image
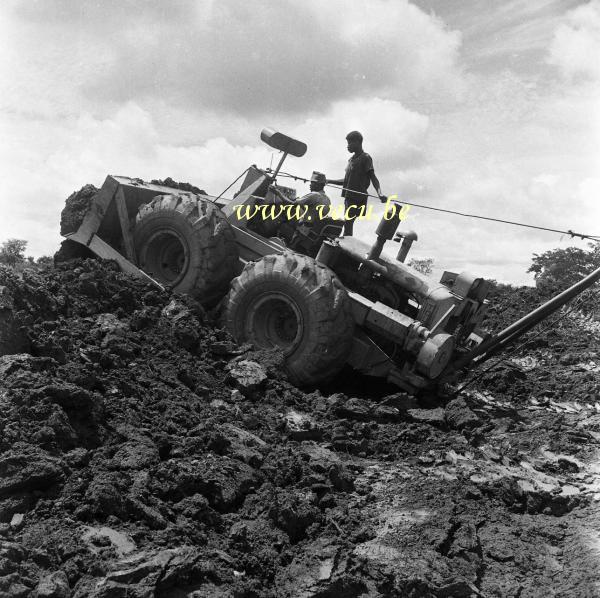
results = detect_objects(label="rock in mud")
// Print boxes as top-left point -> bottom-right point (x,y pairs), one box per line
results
379,393 -> 419,411
328,464 -> 354,493
39,383 -> 95,412
0,448 -> 64,499
333,396 -> 372,420
407,407 -> 445,426
82,471 -> 129,520
445,397 -> 480,430
275,538 -> 342,596
149,454 -> 260,511
108,441 -> 159,471
0,354 -> 53,380
81,526 -> 136,558
0,575 -> 31,597
160,297 -> 204,350
226,360 -> 267,397
210,424 -> 266,467
284,410 -> 322,441
299,443 -> 341,474
269,489 -> 321,543
33,570 -> 70,598
77,546 -> 220,598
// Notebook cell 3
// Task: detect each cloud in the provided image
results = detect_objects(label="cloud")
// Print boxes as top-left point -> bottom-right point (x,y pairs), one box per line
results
5,0 -> 464,118
412,0 -> 582,77
11,0 -> 195,23
548,0 -> 600,80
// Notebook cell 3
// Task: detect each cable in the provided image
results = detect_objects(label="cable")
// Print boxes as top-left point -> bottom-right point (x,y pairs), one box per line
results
455,288 -> 600,393
211,167 -> 251,203
276,170 -> 600,241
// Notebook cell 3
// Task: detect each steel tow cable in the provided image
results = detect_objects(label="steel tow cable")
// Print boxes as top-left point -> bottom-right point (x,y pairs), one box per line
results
276,170 -> 600,241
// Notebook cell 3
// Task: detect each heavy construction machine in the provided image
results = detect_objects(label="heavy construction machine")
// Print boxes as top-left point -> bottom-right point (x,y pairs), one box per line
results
61,129 -> 600,394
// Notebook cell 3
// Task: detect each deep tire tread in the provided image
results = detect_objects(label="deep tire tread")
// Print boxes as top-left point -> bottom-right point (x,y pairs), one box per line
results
224,251 -> 354,386
133,193 -> 238,304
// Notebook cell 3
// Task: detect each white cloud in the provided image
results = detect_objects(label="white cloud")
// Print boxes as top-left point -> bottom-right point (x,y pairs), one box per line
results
1,1 -> 464,119
548,0 -> 600,80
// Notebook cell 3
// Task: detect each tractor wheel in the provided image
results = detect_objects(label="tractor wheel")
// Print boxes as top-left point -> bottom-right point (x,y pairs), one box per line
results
224,252 -> 354,386
133,194 -> 238,305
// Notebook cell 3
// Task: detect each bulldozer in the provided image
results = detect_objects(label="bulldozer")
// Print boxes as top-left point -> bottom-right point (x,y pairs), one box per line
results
61,128 -> 600,394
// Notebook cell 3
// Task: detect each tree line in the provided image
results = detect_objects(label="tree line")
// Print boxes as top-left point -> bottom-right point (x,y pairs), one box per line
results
0,239 -> 52,269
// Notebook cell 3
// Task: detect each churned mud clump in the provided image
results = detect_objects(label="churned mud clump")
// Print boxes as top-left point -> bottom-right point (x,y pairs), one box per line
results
150,178 -> 207,196
0,259 -> 599,597
59,186 -> 99,236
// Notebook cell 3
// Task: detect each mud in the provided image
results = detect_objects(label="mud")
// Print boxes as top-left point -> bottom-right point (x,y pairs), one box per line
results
59,186 -> 99,237
0,259 -> 598,597
149,179 -> 207,196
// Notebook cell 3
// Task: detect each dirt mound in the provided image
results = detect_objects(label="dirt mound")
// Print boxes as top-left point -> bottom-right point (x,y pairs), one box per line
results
59,179 -> 207,240
0,261 -> 599,597
59,185 -> 99,236
150,178 -> 207,196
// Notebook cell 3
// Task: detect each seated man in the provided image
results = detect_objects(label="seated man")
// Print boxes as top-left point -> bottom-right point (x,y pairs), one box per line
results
268,171 -> 331,226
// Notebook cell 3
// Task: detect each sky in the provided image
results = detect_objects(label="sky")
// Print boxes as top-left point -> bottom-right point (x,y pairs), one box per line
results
1,0 -> 599,284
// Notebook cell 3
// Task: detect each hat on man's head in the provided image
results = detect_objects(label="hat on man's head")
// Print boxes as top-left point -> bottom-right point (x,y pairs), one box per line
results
346,130 -> 363,142
310,171 -> 327,184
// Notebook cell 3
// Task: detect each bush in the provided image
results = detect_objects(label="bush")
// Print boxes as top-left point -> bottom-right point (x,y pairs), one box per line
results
528,242 -> 600,296
0,239 -> 27,267
408,257 -> 434,276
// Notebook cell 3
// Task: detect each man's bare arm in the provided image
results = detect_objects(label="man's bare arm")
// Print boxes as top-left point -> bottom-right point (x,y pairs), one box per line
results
370,171 -> 386,202
326,178 -> 345,186
268,185 -> 295,204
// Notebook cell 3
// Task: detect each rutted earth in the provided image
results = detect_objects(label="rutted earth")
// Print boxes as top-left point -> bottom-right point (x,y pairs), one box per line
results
0,257 -> 599,597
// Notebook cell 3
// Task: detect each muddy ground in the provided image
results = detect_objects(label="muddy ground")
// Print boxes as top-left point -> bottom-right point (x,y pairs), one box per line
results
0,258 -> 599,598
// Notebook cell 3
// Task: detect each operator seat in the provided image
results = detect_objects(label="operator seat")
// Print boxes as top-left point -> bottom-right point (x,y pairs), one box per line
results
289,217 -> 343,257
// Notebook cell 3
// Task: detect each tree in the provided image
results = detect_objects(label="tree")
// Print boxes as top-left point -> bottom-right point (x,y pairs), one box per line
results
0,239 -> 28,267
408,257 -> 434,276
528,242 -> 600,294
36,255 -> 54,267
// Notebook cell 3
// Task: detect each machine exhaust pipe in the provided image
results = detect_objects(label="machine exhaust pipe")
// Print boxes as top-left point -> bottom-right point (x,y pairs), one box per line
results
367,215 -> 401,261
395,230 -> 418,262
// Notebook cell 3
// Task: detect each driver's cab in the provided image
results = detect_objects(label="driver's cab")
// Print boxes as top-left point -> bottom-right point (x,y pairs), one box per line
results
223,129 -> 342,256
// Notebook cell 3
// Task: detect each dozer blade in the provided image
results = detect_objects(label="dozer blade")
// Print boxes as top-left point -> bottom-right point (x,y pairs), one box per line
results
63,175 -> 218,290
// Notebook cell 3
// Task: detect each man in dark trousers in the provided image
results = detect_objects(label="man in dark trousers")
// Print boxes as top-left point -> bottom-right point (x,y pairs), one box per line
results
327,131 -> 387,236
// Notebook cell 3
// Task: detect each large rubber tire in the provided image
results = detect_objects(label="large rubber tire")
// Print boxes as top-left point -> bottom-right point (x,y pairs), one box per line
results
224,252 -> 355,386
133,194 -> 238,305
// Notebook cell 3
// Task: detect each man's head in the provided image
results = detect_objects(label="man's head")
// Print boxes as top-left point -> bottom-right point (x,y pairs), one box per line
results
346,130 -> 363,153
309,171 -> 326,191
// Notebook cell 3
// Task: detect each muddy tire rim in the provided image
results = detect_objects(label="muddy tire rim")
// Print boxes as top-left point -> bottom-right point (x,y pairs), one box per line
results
142,229 -> 189,286
245,292 -> 303,354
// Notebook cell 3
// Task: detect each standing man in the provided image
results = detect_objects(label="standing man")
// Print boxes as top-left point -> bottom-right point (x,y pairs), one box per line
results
326,131 -> 387,236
